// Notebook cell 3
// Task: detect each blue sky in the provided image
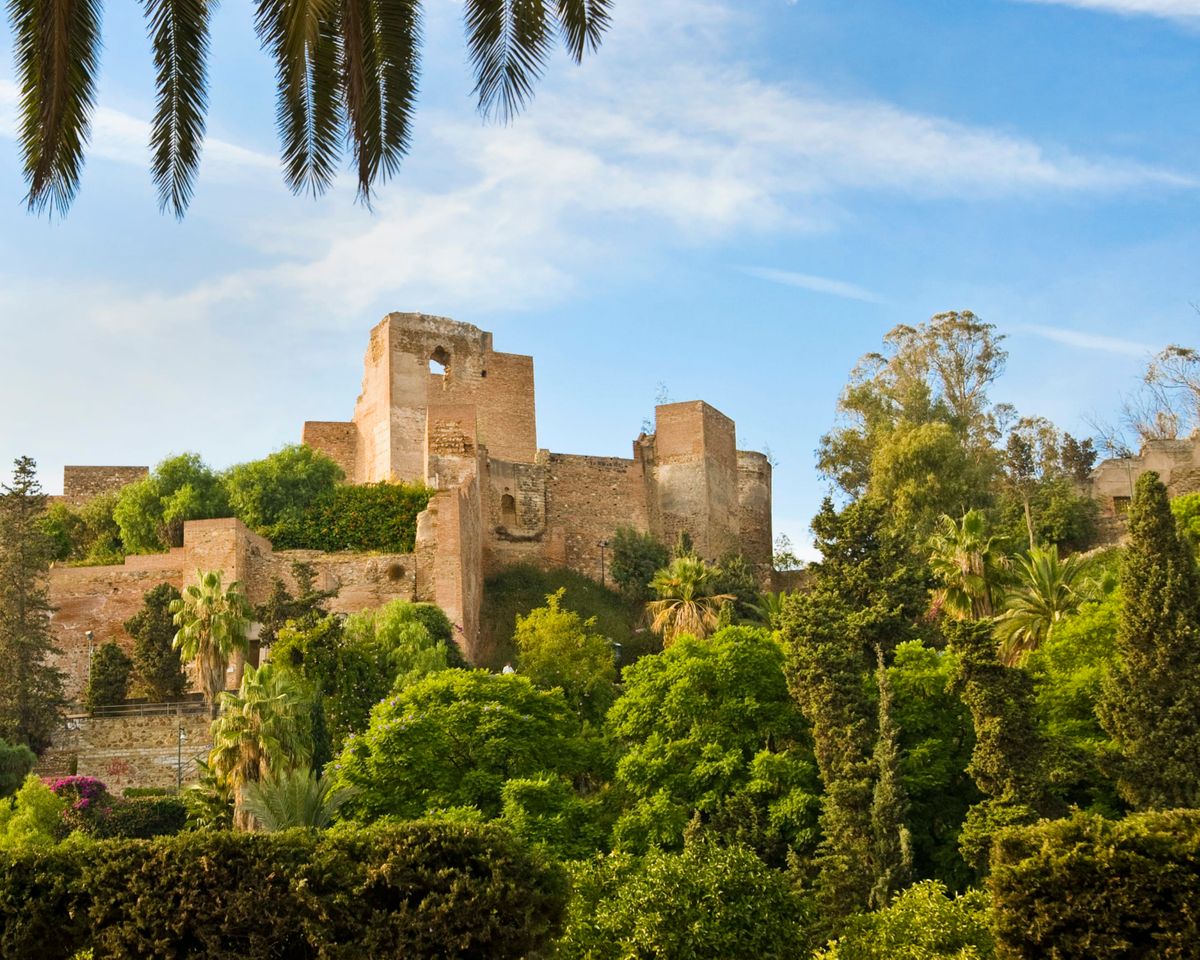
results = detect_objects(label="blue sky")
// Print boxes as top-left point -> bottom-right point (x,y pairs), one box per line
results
0,0 -> 1196,557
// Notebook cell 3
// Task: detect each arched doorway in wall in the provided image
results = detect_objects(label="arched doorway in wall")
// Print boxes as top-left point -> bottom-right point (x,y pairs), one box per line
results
501,493 -> 517,527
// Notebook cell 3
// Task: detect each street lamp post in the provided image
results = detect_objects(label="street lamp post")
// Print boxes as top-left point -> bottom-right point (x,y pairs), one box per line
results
176,723 -> 187,793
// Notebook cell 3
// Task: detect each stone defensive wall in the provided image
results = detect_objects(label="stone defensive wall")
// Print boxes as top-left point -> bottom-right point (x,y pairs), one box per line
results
39,705 -> 213,792
1091,436 -> 1200,516
50,518 -> 419,703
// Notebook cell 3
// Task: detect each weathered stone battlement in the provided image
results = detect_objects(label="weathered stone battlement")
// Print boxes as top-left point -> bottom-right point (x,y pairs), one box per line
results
1090,434 -> 1200,519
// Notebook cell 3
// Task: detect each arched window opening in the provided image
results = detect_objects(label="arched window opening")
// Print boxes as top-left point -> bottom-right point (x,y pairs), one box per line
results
429,345 -> 451,380
501,493 -> 517,526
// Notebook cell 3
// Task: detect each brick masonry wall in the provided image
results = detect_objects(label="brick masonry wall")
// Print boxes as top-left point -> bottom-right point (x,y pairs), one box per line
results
62,466 -> 148,506
737,451 -> 773,569
300,421 -> 358,479
543,454 -> 650,581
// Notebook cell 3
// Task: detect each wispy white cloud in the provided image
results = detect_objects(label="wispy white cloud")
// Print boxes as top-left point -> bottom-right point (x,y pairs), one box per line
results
1014,322 -> 1156,356
1017,0 -> 1200,21
740,266 -> 885,303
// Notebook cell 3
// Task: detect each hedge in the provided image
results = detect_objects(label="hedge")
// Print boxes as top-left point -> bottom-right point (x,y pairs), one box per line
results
87,796 -> 187,840
0,821 -> 566,959
990,809 -> 1200,959
269,482 -> 433,553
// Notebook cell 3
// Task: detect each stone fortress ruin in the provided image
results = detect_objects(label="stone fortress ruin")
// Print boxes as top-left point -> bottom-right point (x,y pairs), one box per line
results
48,313 -> 775,708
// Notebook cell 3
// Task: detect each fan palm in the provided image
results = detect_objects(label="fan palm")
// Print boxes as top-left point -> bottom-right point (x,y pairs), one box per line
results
928,510 -> 1006,620
241,766 -> 355,831
995,545 -> 1093,666
749,590 -> 789,629
171,570 -> 253,717
210,662 -> 312,830
645,555 -> 735,646
7,0 -> 612,217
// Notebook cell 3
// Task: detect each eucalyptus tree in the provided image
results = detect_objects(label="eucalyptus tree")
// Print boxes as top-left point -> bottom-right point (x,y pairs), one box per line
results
170,570 -> 252,716
8,0 -> 612,216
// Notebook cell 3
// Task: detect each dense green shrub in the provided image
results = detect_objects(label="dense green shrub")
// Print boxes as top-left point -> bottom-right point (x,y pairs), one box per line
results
480,564 -> 646,671
88,796 -> 187,839
608,527 -> 669,603
0,821 -> 566,960
331,670 -> 587,820
990,809 -> 1200,959
514,588 -> 618,724
41,493 -> 124,566
500,775 -> 607,861
269,481 -> 433,553
607,627 -> 820,864
556,842 -> 814,959
815,881 -> 995,959
0,741 -> 35,799
1170,491 -> 1200,554
0,776 -> 66,850
223,444 -> 344,533
83,642 -> 131,711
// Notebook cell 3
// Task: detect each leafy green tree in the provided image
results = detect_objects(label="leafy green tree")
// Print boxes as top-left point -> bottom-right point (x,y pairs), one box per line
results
814,881 -> 995,960
331,669 -> 585,821
947,619 -> 1056,874
41,491 -> 124,565
1098,471 -> 1200,810
223,445 -> 344,535
84,641 -> 132,711
113,454 -> 229,552
514,589 -> 617,725
607,627 -> 820,865
170,570 -> 252,716
210,662 -> 313,830
1170,491 -> 1200,554
343,598 -> 457,688
1026,591 -> 1122,813
499,775 -> 607,861
0,457 -> 65,754
7,0 -> 612,217
608,527 -> 669,603
888,641 -> 978,889
124,583 -> 189,702
646,555 -> 735,645
240,767 -> 354,831
995,545 -> 1092,666
556,842 -> 815,960
871,420 -> 981,536
0,740 -> 37,798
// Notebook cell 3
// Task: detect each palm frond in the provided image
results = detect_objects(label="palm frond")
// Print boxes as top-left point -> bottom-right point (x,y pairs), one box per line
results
554,0 -> 608,62
375,0 -> 420,180
255,0 -> 343,196
10,0 -> 103,215
464,0 -> 554,122
143,0 -> 213,217
339,0 -> 382,201
242,767 -> 355,830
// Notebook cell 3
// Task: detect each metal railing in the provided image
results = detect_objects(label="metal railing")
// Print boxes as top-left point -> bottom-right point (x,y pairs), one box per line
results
64,696 -> 209,720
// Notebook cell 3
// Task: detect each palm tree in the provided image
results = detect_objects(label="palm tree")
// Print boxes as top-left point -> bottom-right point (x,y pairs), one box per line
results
749,590 -> 789,629
171,570 -> 253,717
7,0 -> 612,217
210,662 -> 312,830
241,767 -> 355,831
995,545 -> 1093,666
928,510 -> 1007,620
645,555 -> 735,646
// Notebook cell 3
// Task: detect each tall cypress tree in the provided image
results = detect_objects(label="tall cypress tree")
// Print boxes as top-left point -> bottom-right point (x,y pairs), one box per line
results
1098,471 -> 1200,810
947,618 -> 1055,874
0,457 -> 65,753
780,497 -> 925,924
870,645 -> 912,908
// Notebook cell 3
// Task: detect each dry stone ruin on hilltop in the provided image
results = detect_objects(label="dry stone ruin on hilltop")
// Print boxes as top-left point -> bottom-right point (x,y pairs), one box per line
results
49,312 -> 775,706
